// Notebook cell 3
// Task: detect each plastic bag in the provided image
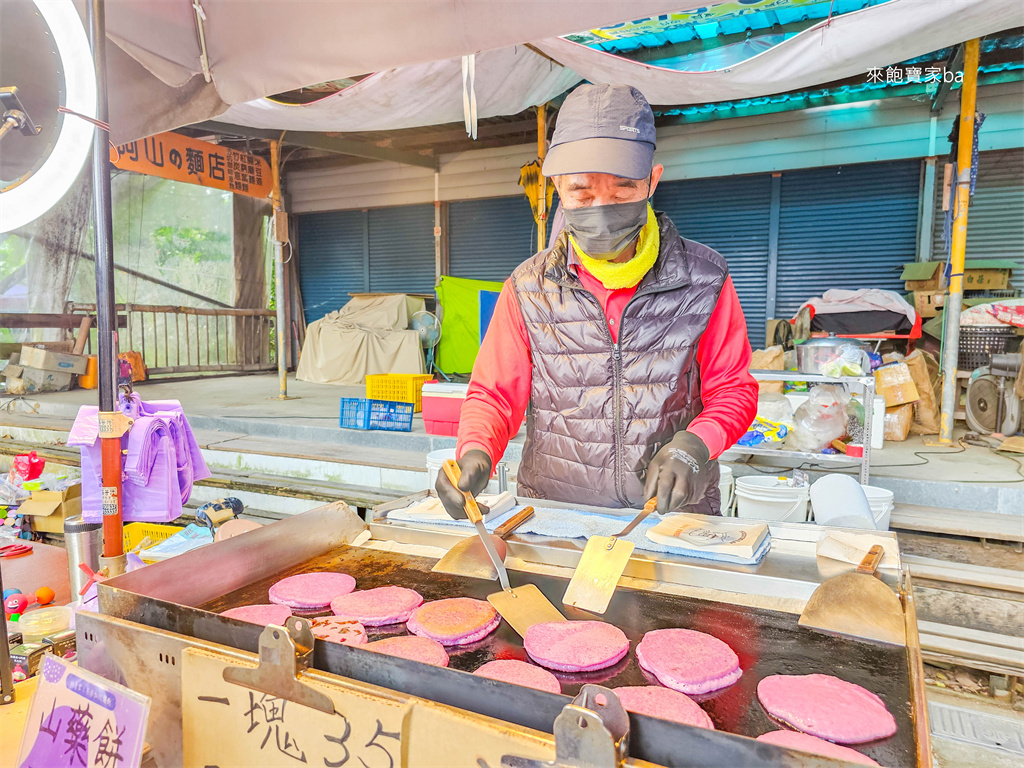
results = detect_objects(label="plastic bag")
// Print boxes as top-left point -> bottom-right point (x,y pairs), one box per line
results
7,452 -> 44,484
788,384 -> 851,452
819,344 -> 867,377
0,481 -> 30,506
738,418 -> 789,448
756,393 -> 796,429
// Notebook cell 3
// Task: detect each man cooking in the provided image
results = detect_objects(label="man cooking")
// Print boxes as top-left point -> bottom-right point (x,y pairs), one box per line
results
437,84 -> 758,518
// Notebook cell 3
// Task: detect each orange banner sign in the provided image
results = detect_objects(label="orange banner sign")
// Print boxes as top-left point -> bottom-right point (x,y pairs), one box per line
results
110,132 -> 272,199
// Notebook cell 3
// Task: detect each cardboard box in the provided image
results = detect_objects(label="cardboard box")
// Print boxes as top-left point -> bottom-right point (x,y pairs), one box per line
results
10,642 -> 50,679
875,361 -> 920,407
19,483 -> 82,534
5,367 -> 75,394
901,260 -> 1015,292
19,344 -> 89,374
912,291 -> 946,318
43,629 -> 77,660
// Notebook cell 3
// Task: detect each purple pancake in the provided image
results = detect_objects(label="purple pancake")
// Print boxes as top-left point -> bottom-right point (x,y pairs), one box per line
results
330,586 -> 424,626
474,660 -> 562,694
524,621 -> 629,672
268,572 -> 356,609
407,598 -> 499,646
220,604 -> 293,626
613,686 -> 715,729
364,636 -> 449,666
636,628 -> 741,695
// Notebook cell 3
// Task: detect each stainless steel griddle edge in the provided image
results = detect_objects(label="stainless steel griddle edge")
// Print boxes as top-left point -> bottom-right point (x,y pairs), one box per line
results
88,501 -> 920,768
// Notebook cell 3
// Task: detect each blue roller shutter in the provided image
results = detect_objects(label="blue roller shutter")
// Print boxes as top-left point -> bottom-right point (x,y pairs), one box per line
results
297,210 -> 366,324
449,196 -> 537,281
776,161 -> 920,318
931,149 -> 1024,281
654,174 -> 773,348
368,204 -> 436,294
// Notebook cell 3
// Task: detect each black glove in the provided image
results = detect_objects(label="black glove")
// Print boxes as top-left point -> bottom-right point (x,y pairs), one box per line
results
644,431 -> 713,514
435,449 -> 492,519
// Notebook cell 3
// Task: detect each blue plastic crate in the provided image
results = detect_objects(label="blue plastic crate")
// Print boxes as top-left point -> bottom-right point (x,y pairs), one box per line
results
339,397 -> 414,432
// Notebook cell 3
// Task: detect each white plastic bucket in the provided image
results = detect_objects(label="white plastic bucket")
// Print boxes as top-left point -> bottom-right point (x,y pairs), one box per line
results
860,484 -> 895,530
426,448 -> 458,491
735,475 -> 810,522
718,464 -> 735,516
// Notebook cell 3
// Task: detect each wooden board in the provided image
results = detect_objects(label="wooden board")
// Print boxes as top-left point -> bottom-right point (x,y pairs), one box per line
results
891,504 -> 1024,544
182,647 -> 555,768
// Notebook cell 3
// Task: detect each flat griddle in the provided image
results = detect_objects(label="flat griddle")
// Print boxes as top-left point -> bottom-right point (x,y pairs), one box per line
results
198,546 -> 915,768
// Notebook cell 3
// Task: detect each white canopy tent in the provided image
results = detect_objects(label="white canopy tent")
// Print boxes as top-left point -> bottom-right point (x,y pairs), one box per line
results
108,0 -> 1024,139
94,0 -> 690,143
533,0 -> 1024,105
218,46 -> 582,133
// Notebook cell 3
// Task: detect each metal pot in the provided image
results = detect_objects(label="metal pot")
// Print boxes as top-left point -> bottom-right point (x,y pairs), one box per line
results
795,334 -> 872,375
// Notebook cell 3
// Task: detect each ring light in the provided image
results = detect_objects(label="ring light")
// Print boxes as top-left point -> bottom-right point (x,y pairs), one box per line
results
0,0 -> 97,233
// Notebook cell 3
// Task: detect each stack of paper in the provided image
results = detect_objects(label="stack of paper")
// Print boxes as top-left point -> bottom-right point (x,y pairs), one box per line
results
646,514 -> 771,565
393,491 -> 516,522
140,523 -> 214,562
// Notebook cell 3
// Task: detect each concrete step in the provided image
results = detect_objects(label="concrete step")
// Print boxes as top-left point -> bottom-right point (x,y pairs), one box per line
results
2,394 -> 525,462
0,437 -> 412,517
0,411 -> 436,493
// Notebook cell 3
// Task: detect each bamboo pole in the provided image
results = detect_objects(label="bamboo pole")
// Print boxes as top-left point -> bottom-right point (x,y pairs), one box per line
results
537,105 -> 548,251
938,39 -> 980,443
271,139 -> 289,399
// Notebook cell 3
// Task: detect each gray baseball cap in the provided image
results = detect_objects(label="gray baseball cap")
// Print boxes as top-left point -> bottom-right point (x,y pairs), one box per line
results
542,84 -> 656,180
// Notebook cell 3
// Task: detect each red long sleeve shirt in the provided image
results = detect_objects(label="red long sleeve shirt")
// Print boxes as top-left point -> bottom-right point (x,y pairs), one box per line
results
457,258 -> 758,467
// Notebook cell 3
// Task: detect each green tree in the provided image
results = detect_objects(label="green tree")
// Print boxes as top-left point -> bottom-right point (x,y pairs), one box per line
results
152,225 -> 230,266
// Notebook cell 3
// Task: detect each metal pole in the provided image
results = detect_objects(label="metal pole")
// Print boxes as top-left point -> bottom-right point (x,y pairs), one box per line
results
271,139 -> 288,399
938,38 -> 980,444
537,105 -> 547,251
87,0 -> 126,570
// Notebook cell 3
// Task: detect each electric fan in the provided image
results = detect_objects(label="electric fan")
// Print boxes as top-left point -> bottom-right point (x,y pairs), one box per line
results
411,310 -> 442,374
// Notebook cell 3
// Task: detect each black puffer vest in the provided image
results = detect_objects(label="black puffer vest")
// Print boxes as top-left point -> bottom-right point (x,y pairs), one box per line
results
510,212 -> 727,514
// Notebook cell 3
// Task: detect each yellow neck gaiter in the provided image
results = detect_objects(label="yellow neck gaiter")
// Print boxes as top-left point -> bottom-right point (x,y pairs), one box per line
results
572,204 -> 660,290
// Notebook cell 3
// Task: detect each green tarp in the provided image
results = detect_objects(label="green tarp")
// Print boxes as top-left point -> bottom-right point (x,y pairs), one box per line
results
435,275 -> 504,375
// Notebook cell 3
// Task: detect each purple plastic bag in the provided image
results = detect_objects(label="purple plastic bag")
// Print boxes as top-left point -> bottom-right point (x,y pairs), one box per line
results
69,393 -> 210,523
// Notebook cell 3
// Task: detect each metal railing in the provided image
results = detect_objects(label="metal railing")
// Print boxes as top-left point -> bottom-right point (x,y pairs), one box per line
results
71,303 -> 275,376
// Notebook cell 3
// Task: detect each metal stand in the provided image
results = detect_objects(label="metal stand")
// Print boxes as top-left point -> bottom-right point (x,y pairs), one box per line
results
502,685 -> 629,768
733,370 -> 876,484
222,617 -> 335,715
0,566 -> 14,705
87,0 -> 128,561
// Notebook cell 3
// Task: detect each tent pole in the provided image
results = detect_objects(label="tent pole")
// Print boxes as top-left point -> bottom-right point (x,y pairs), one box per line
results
271,139 -> 289,399
938,38 -> 980,444
537,105 -> 547,251
87,0 -> 126,572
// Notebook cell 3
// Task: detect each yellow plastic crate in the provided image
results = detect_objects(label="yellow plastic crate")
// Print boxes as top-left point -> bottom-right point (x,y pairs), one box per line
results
123,522 -> 183,561
365,373 -> 433,412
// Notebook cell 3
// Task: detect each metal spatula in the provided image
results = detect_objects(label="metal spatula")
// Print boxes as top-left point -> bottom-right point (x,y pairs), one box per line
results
442,460 -> 565,637
432,506 -> 535,579
799,544 -> 906,645
562,497 -> 658,615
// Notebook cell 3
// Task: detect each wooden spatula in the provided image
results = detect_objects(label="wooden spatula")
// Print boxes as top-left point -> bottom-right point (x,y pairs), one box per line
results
799,544 -> 906,645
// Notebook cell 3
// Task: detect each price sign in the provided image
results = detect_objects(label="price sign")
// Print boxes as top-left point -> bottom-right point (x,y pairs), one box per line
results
182,648 -> 410,768
17,655 -> 151,768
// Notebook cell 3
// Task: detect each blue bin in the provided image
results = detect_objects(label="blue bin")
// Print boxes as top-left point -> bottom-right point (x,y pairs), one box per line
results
339,398 -> 414,432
